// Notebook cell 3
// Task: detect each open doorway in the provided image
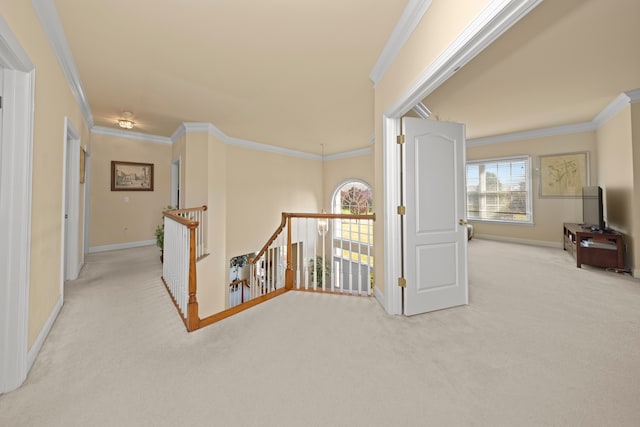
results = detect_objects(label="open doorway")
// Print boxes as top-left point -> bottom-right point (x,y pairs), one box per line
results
171,157 -> 180,209
63,118 -> 81,282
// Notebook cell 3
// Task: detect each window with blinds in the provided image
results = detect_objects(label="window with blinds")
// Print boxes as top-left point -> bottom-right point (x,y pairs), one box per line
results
466,156 -> 532,223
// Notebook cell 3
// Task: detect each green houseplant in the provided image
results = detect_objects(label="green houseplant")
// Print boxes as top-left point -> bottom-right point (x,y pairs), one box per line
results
309,256 -> 330,287
155,205 -> 175,261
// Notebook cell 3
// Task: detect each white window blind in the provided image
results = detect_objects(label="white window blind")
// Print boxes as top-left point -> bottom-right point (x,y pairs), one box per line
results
466,156 -> 532,223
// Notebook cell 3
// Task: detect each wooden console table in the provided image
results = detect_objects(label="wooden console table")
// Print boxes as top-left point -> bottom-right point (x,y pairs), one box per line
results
563,223 -> 624,269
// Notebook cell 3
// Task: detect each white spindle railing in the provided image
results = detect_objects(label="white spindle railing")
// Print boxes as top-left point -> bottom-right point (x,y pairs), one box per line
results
162,215 -> 191,318
173,206 -> 208,260
244,213 -> 374,308
161,205 -> 207,330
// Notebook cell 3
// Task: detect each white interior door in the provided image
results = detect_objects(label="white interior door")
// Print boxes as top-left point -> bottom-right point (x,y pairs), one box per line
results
403,117 -> 468,316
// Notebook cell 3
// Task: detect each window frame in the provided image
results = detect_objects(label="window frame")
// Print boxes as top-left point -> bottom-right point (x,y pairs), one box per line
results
330,179 -> 374,264
466,155 -> 533,225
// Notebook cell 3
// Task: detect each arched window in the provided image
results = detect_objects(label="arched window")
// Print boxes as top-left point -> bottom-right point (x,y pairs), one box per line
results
332,180 -> 373,216
330,180 -> 374,292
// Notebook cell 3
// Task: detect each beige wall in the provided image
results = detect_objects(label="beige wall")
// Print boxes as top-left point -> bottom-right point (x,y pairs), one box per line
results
171,132 -> 186,208
225,146 -> 322,261
193,133 -> 227,316
467,132 -> 597,245
323,151 -> 374,211
4,0 -> 90,347
89,133 -> 171,248
632,104 -> 640,274
373,0 -> 493,294
178,133 -> 323,316
183,132 -> 209,208
596,105 -> 635,271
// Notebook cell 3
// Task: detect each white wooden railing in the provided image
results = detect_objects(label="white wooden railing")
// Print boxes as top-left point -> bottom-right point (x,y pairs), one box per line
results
244,212 -> 375,306
161,206 -> 207,331
172,206 -> 208,260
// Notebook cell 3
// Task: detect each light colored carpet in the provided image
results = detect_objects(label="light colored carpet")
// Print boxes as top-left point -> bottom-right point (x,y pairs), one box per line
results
1,240 -> 640,426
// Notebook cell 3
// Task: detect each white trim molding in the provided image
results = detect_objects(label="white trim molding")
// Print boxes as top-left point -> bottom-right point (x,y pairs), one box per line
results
175,122 -> 374,162
324,147 -> 373,161
27,296 -> 63,370
62,117 -> 81,283
89,239 -> 156,254
474,234 -> 561,249
32,0 -> 94,128
386,0 -> 543,117
92,126 -> 172,145
370,0 -> 432,85
0,16 -> 36,393
468,87 -> 640,146
468,122 -> 596,146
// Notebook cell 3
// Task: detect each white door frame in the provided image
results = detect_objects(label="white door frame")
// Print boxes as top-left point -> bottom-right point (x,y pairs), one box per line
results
62,117 -> 81,283
83,146 -> 91,256
381,0 -> 541,314
0,17 -> 36,393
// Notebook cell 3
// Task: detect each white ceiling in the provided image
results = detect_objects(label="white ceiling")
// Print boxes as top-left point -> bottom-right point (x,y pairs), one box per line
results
54,0 -> 408,155
423,0 -> 640,140
52,0 -> 640,156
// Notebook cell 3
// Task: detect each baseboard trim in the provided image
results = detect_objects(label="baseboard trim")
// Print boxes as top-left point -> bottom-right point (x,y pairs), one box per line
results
89,239 -> 155,253
374,287 -> 386,311
474,234 -> 562,249
27,296 -> 63,370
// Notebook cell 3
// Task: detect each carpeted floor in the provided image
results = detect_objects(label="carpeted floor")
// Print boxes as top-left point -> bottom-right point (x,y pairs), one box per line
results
1,239 -> 639,426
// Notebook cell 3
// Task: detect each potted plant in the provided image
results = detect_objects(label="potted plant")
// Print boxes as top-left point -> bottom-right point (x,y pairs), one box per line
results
156,205 -> 175,262
309,256 -> 330,287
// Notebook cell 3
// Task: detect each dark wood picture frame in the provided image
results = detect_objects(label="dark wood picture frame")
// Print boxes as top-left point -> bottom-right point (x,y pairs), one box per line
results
111,161 -> 154,191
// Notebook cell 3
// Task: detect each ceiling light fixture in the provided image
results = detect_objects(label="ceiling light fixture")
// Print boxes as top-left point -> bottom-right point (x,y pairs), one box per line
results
118,112 -> 135,129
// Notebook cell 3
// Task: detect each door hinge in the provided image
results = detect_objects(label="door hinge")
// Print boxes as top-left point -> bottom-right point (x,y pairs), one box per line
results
0,96 -> 2,109
398,277 -> 406,288
396,135 -> 405,145
397,205 -> 406,215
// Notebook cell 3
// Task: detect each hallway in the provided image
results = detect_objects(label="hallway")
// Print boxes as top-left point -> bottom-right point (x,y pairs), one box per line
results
1,241 -> 640,426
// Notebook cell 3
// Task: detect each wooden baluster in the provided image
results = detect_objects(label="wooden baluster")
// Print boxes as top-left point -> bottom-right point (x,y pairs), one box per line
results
286,216 -> 293,290
186,224 -> 199,331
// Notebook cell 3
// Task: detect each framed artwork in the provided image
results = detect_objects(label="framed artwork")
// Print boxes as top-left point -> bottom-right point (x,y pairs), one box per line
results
111,161 -> 154,191
80,147 -> 86,184
539,151 -> 589,198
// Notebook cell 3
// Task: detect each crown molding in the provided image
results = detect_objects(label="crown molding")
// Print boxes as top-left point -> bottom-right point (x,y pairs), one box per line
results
91,126 -> 172,144
174,122 -> 320,160
324,147 -> 373,161
625,89 -> 640,104
467,122 -> 596,147
387,0 -> 543,117
468,87 -> 640,146
369,0 -> 432,85
32,0 -> 94,128
592,92 -> 633,127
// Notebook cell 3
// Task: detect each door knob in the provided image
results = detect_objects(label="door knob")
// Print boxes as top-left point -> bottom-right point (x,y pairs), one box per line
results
459,219 -> 468,225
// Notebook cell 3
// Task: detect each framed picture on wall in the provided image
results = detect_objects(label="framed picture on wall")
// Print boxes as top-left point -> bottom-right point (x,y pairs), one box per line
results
111,161 -> 154,191
539,151 -> 589,198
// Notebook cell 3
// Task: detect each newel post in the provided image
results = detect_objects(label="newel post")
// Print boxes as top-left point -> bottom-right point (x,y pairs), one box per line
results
187,223 -> 200,331
285,215 -> 294,290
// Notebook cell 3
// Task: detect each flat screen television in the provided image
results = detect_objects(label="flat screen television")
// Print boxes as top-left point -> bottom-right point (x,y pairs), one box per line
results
582,186 -> 605,231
